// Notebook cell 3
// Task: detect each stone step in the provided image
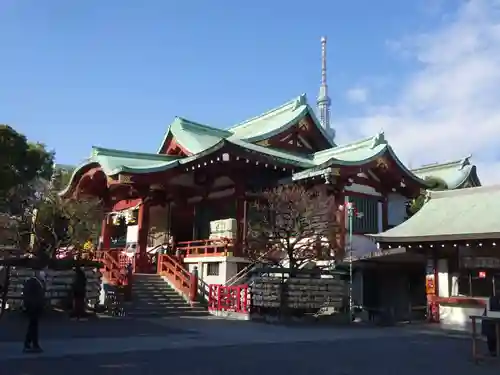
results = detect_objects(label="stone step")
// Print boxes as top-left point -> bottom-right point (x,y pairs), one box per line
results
127,273 -> 207,317
131,300 -> 186,306
134,299 -> 186,305
132,289 -> 178,294
133,283 -> 174,288
126,310 -> 208,318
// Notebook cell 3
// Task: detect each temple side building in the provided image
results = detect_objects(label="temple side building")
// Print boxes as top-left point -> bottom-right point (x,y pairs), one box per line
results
370,185 -> 500,329
411,156 -> 481,189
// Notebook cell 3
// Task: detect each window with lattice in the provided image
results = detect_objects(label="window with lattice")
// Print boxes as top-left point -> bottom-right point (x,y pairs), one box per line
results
206,262 -> 220,276
347,195 -> 379,234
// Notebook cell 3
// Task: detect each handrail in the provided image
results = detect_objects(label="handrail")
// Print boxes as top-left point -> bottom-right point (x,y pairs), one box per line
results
147,243 -> 167,254
157,254 -> 193,299
225,247 -> 276,286
95,249 -> 127,285
176,238 -> 234,257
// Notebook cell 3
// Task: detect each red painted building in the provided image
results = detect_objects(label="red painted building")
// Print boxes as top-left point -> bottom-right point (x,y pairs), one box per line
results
60,94 -> 479,306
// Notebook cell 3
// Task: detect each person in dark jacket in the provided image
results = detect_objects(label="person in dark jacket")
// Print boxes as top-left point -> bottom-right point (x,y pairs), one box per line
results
22,270 -> 45,353
72,266 -> 87,319
482,294 -> 499,356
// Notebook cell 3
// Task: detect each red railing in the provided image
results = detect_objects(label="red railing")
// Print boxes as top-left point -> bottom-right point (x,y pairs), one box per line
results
176,238 -> 234,257
157,254 -> 197,303
208,284 -> 249,313
95,249 -> 131,284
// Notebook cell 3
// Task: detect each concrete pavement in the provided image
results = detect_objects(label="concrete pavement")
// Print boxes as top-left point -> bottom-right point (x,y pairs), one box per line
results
2,335 -> 499,375
1,315 -> 498,374
0,316 -> 416,360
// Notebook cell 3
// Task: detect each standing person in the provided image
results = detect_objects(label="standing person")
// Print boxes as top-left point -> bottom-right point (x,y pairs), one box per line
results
72,266 -> 87,319
482,293 -> 499,357
22,269 -> 46,353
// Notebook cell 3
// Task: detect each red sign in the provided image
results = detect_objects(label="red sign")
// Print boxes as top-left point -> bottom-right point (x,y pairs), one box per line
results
479,271 -> 487,279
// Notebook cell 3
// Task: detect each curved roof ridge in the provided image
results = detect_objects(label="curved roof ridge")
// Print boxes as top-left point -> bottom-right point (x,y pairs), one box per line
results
176,117 -> 232,137
313,131 -> 386,158
384,145 -> 428,186
412,154 -> 473,171
92,146 -> 180,161
429,184 -> 498,199
228,94 -> 307,131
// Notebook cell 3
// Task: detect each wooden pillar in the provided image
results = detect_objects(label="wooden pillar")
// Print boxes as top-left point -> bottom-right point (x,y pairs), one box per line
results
381,197 -> 388,231
426,250 -> 440,323
136,200 -> 150,273
235,183 -> 245,257
99,215 -> 112,250
336,189 -> 347,256
192,204 -> 197,241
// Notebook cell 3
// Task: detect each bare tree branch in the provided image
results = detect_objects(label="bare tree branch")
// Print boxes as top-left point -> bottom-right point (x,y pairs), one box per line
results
246,185 -> 343,270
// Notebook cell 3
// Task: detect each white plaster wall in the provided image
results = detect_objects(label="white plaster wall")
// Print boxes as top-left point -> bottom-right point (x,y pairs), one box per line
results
126,225 -> 138,244
387,193 -> 407,227
184,257 -> 250,285
437,259 -> 449,298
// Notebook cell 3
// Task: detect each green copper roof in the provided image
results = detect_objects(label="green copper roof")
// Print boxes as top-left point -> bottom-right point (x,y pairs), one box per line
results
370,185 -> 500,243
411,156 -> 481,189
311,132 -> 387,165
228,94 -> 334,145
58,147 -> 182,197
88,147 -> 180,175
157,94 -> 335,155
157,117 -> 232,155
292,132 -> 428,185
227,138 -> 313,167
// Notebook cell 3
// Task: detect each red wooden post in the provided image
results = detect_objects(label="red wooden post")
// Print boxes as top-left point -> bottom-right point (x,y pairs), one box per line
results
99,215 -> 111,250
208,285 -> 214,310
217,285 -> 222,310
136,200 -> 150,273
189,266 -> 199,303
156,254 -> 162,274
236,286 -> 241,312
123,264 -> 133,301
242,285 -> 248,313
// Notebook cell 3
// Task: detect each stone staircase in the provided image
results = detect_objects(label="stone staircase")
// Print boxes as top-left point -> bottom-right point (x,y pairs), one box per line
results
127,273 -> 208,318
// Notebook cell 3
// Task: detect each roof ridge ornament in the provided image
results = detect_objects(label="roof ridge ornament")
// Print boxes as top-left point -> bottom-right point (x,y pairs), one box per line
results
370,131 -> 386,149
424,189 -> 432,202
459,154 -> 472,170
292,94 -> 307,110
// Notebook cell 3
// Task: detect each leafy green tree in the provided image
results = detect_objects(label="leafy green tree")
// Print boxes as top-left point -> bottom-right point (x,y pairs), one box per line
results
0,125 -> 54,215
32,167 -> 104,260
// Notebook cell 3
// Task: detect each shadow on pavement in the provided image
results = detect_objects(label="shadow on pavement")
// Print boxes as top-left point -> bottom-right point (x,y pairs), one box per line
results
0,310 -> 199,342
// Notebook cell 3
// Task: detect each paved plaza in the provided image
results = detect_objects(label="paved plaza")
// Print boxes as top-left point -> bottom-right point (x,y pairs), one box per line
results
0,314 -> 499,374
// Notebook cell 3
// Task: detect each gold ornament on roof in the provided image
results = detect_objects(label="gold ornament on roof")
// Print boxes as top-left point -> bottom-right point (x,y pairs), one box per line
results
258,139 -> 270,147
298,118 -> 310,130
376,157 -> 389,170
118,174 -> 132,184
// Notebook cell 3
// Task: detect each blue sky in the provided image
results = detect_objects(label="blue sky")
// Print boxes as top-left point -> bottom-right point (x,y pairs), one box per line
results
1,0 -> 499,184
